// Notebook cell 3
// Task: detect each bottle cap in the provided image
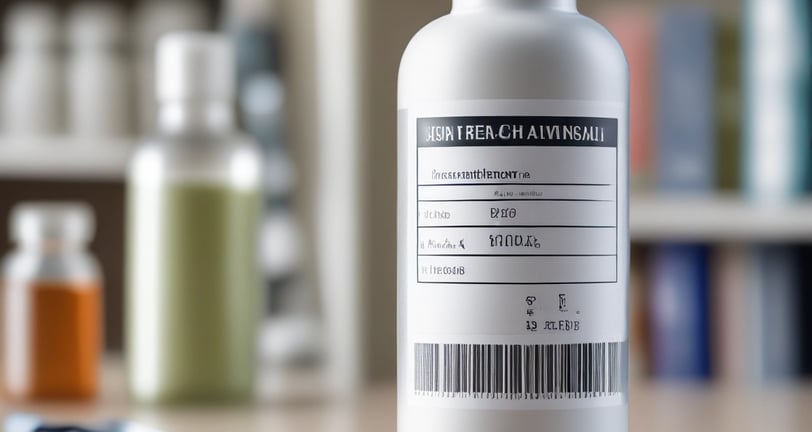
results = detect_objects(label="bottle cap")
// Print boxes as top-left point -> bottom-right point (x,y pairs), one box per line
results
134,0 -> 209,53
67,2 -> 128,50
10,202 -> 95,246
156,31 -> 235,103
224,0 -> 279,28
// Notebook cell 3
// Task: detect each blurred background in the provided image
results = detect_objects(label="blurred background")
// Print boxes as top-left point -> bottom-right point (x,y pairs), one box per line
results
0,0 -> 810,431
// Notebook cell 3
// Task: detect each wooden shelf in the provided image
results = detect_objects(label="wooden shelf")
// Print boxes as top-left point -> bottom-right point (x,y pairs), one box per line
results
631,195 -> 812,242
0,137 -> 133,181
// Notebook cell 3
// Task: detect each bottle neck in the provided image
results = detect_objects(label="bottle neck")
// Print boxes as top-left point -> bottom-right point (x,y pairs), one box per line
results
157,100 -> 235,135
452,0 -> 577,13
18,239 -> 86,255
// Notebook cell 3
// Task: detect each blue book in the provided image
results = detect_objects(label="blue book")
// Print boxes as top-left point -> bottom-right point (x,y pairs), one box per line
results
656,8 -> 717,193
649,244 -> 711,379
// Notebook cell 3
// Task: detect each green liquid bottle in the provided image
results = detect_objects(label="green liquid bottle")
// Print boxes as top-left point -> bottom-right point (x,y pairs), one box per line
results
126,32 -> 262,404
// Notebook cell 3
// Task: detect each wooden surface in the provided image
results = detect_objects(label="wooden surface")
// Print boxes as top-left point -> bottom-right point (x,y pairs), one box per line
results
2,362 -> 812,432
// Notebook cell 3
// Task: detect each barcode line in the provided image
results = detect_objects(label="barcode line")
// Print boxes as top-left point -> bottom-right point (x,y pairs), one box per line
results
414,342 -> 625,400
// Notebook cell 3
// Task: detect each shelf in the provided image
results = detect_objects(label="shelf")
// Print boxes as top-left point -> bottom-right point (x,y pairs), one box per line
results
0,137 -> 133,181
631,195 -> 812,242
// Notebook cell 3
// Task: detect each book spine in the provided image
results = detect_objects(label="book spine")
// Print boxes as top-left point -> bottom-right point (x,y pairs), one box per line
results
715,17 -> 742,191
656,8 -> 717,193
753,246 -> 799,380
711,246 -> 751,384
649,244 -> 711,379
599,8 -> 656,191
744,0 -> 811,201
629,244 -> 650,378
795,246 -> 812,377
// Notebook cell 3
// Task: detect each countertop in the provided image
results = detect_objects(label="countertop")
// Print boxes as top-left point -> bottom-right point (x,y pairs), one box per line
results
2,361 -> 812,432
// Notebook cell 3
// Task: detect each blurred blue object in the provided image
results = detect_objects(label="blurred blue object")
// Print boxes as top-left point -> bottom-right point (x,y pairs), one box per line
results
5,414 -> 40,432
650,244 -> 712,380
4,414 -> 161,432
241,73 -> 286,150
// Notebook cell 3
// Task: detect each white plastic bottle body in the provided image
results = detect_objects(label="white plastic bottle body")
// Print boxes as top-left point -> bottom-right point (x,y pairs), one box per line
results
65,2 -> 134,138
0,51 -> 63,136
397,1 -> 629,431
0,3 -> 63,136
67,52 -> 133,137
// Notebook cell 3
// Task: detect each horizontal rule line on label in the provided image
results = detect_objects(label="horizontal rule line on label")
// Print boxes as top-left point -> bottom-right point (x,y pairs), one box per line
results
417,225 -> 617,229
418,254 -> 618,257
417,182 -> 613,187
416,280 -> 619,286
417,198 -> 615,203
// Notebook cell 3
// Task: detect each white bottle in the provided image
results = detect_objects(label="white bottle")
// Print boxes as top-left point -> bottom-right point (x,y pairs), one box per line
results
66,2 -> 133,138
397,1 -> 629,431
0,3 -> 63,136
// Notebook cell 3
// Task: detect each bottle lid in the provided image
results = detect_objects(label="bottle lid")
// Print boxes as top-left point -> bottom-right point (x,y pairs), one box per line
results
10,202 -> 95,246
224,0 -> 279,29
156,31 -> 235,103
67,2 -> 128,50
3,2 -> 60,51
134,0 -> 209,53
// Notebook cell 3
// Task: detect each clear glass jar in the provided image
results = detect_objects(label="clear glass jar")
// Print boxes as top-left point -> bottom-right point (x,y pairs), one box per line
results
126,33 -> 263,404
2,202 -> 102,400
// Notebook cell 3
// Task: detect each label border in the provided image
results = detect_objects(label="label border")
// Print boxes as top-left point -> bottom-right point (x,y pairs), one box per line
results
415,135 -> 619,285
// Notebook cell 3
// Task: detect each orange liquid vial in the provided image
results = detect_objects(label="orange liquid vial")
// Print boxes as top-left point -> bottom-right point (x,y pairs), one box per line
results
29,281 -> 101,399
2,203 -> 102,401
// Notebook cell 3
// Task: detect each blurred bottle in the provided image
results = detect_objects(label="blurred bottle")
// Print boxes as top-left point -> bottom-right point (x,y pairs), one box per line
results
240,74 -> 286,154
225,0 -> 280,87
2,203 -> 102,400
66,2 -> 133,138
133,0 -> 209,134
0,3 -> 63,136
127,32 -> 262,404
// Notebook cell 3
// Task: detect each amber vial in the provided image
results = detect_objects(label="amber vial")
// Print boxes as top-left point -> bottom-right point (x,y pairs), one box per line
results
2,203 -> 102,400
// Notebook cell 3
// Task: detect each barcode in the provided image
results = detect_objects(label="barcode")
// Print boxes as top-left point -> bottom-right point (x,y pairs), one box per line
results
414,342 -> 625,399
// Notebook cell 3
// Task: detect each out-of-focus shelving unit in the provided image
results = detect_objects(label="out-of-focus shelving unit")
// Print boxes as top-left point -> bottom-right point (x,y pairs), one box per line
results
631,195 -> 812,242
0,138 -> 132,180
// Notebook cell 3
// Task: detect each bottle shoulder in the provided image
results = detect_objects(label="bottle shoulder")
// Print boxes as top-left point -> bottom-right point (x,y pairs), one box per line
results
399,11 -> 628,105
130,132 -> 262,188
3,249 -> 101,284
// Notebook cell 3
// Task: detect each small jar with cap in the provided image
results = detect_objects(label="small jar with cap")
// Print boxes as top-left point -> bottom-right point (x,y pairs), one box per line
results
127,31 -> 262,404
1,202 -> 102,400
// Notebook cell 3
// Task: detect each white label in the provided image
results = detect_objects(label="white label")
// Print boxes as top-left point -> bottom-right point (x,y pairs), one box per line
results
404,100 -> 628,411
